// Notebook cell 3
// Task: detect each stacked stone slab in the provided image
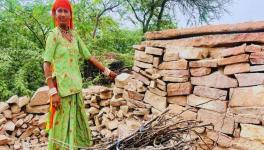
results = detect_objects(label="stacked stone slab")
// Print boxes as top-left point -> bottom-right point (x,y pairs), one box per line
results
0,85 -> 145,149
0,87 -> 49,150
82,84 -> 144,145
125,21 -> 264,149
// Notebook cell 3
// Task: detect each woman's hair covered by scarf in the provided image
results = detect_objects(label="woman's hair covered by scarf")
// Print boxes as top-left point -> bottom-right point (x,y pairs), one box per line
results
51,0 -> 74,29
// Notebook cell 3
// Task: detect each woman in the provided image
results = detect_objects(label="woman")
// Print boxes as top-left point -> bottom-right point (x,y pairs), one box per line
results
43,0 -> 117,149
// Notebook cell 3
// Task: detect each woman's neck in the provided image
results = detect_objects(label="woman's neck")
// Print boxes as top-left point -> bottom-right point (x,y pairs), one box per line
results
59,24 -> 69,31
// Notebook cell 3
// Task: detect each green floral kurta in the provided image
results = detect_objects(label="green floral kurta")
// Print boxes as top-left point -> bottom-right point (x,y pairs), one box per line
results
43,27 -> 92,97
43,27 -> 93,149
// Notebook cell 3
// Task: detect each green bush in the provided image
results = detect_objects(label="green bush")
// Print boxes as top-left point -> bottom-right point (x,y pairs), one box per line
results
0,48 -> 44,101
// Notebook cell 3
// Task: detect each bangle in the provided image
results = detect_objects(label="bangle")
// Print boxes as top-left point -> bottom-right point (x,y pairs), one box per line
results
48,88 -> 57,97
45,76 -> 52,84
103,67 -> 111,76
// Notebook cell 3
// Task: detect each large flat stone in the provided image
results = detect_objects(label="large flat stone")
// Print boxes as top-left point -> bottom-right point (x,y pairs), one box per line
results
228,107 -> 264,116
144,21 -> 264,40
232,137 -> 264,150
191,71 -> 238,88
250,59 -> 264,64
132,71 -> 150,85
197,109 -> 235,134
250,65 -> 264,72
165,46 -> 208,60
168,104 -> 197,120
133,45 -> 145,51
127,99 -> 146,109
134,50 -> 153,63
158,70 -> 189,78
123,90 -> 144,101
240,124 -> 264,143
235,73 -> 264,86
26,105 -> 49,114
148,87 -> 167,97
145,47 -> 163,55
220,44 -> 246,57
229,85 -> 264,107
167,96 -> 187,106
139,70 -> 160,80
245,44 -> 262,53
144,32 -> 264,48
159,59 -> 188,70
193,86 -> 227,100
187,94 -> 227,113
134,60 -> 153,69
143,91 -> 167,111
163,48 -> 179,61
189,59 -> 218,68
250,52 -> 264,64
218,54 -> 249,66
190,67 -> 211,77
234,114 -> 261,124
224,63 -> 250,75
162,76 -> 189,82
207,130 -> 233,147
29,86 -> 49,106
167,82 -> 192,96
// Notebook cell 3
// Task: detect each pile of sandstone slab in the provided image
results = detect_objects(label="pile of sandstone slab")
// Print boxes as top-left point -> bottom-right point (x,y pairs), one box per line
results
0,84 -> 146,149
0,87 -> 49,150
127,21 -> 264,150
84,21 -> 264,149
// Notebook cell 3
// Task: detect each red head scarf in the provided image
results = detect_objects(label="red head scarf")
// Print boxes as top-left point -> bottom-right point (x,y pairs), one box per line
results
52,0 -> 74,29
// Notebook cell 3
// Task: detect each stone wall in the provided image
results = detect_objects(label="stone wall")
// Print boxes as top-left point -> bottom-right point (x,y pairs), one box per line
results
125,21 -> 264,149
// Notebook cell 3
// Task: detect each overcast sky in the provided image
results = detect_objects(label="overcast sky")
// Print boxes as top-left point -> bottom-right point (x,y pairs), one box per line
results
204,0 -> 264,27
120,0 -> 264,29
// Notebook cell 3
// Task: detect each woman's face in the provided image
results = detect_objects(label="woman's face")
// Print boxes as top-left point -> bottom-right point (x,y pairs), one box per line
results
55,7 -> 71,27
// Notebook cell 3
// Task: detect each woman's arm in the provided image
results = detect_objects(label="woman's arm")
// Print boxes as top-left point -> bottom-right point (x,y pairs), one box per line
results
43,62 -> 61,108
76,32 -> 117,79
43,62 -> 55,88
88,56 -> 117,79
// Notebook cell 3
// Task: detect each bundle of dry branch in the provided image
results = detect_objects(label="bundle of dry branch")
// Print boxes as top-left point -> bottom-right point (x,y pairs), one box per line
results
104,109 -> 212,150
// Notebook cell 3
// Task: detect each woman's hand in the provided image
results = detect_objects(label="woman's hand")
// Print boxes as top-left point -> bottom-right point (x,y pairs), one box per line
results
52,94 -> 61,109
109,71 -> 117,80
88,57 -> 118,80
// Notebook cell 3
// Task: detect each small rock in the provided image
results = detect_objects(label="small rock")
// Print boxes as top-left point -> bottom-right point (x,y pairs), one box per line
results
115,73 -> 132,88
6,95 -> 19,104
4,121 -> 15,131
0,102 -> 9,113
17,96 -> 30,108
0,135 -> 11,145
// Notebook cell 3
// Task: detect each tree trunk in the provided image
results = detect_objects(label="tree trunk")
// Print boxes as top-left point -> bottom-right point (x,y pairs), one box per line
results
92,16 -> 100,39
156,0 -> 167,31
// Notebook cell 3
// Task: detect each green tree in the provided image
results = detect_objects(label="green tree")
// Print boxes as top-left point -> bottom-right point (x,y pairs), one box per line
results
0,0 -> 141,100
123,0 -> 231,33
